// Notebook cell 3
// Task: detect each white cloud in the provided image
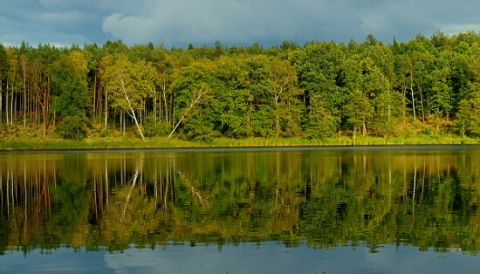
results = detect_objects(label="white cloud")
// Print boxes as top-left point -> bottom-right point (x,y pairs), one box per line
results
440,24 -> 480,36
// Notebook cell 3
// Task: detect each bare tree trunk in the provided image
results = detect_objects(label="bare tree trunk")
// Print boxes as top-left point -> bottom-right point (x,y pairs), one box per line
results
122,109 -> 126,138
105,157 -> 109,206
410,66 -> 416,120
419,86 -> 425,123
10,88 -> 14,125
116,78 -> 146,141
22,58 -> 27,129
42,105 -> 47,137
353,126 -> 357,144
153,86 -> 157,125
92,73 -> 96,122
362,117 -> 367,136
129,107 -> 145,141
163,82 -> 169,124
5,81 -> 8,126
104,87 -> 108,132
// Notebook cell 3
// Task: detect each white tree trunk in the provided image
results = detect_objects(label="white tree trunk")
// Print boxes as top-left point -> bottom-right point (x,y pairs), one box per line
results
167,85 -> 209,140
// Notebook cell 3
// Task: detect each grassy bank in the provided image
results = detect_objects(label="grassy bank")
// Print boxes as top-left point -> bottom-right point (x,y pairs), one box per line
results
1,135 -> 479,150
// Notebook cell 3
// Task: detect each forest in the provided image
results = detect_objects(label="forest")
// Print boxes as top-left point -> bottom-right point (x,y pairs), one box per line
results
2,31 -> 480,142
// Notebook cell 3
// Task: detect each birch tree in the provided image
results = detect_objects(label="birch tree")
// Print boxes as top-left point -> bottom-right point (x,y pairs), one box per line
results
104,54 -> 155,141
167,83 -> 210,139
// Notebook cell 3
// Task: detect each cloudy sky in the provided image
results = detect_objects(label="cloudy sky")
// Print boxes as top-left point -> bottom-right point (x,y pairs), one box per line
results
1,0 -> 480,48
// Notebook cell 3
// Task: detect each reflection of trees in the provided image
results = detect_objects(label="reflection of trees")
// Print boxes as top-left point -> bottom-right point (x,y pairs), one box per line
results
1,149 -> 480,254
0,155 -> 56,254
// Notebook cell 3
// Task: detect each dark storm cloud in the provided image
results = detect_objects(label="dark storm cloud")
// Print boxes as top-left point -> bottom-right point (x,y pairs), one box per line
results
100,0 -> 367,47
1,0 -> 480,47
0,0 -> 108,46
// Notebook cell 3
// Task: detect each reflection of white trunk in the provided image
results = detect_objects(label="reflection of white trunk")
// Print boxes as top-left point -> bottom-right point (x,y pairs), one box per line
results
24,162 -> 27,237
177,170 -> 209,210
275,189 -> 284,206
121,160 -> 140,222
388,159 -> 392,205
11,170 -> 14,207
421,159 -> 426,203
154,158 -> 158,204
164,172 -> 169,210
105,157 -> 109,206
412,157 -> 417,217
10,168 -> 15,220
6,167 -> 9,215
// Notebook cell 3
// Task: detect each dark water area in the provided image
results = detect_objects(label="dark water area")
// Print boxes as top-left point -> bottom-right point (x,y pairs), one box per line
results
1,145 -> 480,273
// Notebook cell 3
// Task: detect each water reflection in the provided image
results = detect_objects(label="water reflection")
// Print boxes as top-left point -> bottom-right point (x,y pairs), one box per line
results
1,146 -> 480,256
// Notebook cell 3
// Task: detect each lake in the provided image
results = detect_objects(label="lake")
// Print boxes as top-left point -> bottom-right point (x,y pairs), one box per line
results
1,145 -> 480,273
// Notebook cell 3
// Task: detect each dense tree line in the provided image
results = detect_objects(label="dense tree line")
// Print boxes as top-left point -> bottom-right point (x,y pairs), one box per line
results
3,31 -> 480,141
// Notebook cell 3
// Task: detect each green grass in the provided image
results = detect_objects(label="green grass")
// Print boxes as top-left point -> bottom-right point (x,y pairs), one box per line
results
1,134 -> 479,150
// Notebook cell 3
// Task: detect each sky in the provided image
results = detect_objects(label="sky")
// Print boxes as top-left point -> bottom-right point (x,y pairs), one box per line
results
1,0 -> 480,48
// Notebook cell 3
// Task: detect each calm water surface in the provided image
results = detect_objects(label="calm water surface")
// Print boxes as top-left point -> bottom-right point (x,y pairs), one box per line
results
1,145 -> 480,273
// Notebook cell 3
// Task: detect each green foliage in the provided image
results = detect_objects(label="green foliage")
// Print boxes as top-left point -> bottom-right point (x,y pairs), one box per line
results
305,93 -> 338,138
143,117 -> 171,137
0,43 -> 7,84
373,91 -> 403,137
58,115 -> 89,140
345,90 -> 374,137
3,31 -> 480,142
182,117 -> 221,142
456,90 -> 480,137
51,51 -> 90,118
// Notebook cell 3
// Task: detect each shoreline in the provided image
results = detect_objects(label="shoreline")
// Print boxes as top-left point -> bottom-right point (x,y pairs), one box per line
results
1,135 -> 479,151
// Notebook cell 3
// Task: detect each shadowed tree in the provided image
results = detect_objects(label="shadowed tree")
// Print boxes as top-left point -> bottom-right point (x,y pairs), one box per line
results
345,90 -> 373,141
51,50 -> 90,139
293,41 -> 346,134
0,44 -> 7,133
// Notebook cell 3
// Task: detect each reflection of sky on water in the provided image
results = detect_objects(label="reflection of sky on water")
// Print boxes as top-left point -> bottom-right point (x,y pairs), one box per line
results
0,247 -> 112,274
1,242 -> 480,274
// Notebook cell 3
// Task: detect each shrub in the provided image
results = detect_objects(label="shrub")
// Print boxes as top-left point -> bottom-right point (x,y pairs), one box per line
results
143,117 -> 171,137
58,116 -> 89,140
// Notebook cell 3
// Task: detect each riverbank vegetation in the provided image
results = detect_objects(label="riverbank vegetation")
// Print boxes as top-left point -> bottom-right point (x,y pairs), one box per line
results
2,31 -> 480,147
0,135 -> 478,150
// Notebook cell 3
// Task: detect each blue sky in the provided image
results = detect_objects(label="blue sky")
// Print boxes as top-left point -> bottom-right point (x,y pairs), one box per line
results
1,0 -> 480,48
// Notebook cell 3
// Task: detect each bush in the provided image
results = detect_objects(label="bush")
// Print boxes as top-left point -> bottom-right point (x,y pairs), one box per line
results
143,117 -> 171,137
58,116 -> 89,140
182,121 -> 220,142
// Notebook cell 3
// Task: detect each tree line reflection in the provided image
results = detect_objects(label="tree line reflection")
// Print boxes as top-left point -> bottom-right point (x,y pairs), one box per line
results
1,148 -> 480,255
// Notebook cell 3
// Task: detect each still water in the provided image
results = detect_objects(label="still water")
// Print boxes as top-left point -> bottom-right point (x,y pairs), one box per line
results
1,145 -> 480,273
